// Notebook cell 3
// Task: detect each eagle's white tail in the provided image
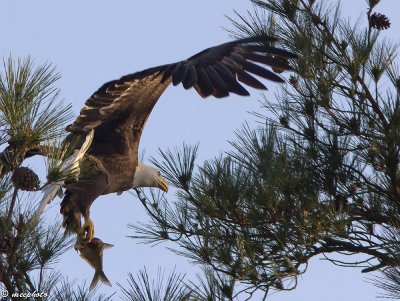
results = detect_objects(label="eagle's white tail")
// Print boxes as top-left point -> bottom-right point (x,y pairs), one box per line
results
35,130 -> 94,219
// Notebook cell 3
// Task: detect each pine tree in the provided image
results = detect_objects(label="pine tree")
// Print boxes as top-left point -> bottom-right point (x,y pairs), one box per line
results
130,0 -> 400,299
0,57 -> 112,300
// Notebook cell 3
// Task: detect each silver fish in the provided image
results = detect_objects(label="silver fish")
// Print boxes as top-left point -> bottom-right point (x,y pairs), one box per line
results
75,237 -> 114,291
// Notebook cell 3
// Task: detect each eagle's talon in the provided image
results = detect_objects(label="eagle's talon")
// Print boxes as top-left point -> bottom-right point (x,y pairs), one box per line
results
77,217 -> 94,242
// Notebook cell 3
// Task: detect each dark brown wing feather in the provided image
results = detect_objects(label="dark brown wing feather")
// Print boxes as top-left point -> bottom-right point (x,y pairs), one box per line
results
67,36 -> 297,148
163,35 -> 297,98
67,66 -> 168,133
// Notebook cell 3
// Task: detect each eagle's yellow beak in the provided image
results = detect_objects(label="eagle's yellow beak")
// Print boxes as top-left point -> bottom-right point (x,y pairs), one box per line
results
157,175 -> 169,193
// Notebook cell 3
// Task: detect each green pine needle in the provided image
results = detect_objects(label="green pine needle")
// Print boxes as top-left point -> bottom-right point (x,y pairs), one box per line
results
118,267 -> 192,301
0,56 -> 73,151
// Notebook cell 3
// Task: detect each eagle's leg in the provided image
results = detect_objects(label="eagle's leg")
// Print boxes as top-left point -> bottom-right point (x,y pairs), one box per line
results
77,216 -> 94,242
63,171 -> 107,242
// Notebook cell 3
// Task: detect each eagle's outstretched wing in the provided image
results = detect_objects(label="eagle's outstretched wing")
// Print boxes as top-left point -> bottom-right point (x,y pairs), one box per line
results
66,36 -> 297,140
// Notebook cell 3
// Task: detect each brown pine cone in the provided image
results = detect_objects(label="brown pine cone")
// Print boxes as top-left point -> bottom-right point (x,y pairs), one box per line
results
0,234 -> 11,253
12,167 -> 40,191
369,12 -> 391,30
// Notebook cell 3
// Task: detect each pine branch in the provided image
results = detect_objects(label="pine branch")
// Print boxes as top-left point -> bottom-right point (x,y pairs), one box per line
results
118,267 -> 192,301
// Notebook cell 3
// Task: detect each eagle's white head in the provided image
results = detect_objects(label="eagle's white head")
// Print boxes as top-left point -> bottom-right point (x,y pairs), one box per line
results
132,163 -> 169,192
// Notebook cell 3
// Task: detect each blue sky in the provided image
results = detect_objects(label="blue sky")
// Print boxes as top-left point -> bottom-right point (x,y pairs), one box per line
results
2,0 -> 399,300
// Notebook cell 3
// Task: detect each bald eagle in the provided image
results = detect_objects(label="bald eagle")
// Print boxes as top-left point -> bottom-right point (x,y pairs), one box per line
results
55,36 -> 296,241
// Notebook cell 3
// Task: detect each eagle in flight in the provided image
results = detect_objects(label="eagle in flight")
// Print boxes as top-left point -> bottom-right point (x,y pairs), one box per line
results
48,36 -> 296,242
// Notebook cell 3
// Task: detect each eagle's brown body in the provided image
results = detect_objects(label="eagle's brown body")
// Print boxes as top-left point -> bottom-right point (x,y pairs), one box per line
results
61,74 -> 172,231
59,36 -> 297,237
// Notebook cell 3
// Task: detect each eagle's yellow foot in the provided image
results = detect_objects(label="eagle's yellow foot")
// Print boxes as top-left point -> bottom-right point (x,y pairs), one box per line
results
77,217 -> 94,242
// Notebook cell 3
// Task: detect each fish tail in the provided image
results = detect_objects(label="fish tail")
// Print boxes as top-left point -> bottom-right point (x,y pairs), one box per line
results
89,270 -> 112,291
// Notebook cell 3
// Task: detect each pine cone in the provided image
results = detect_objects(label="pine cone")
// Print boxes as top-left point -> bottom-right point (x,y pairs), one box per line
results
369,12 -> 391,30
272,56 -> 289,73
0,234 -> 11,253
12,167 -> 40,191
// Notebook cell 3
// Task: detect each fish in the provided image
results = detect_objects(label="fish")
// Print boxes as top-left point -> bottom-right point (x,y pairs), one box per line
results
74,237 -> 114,291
